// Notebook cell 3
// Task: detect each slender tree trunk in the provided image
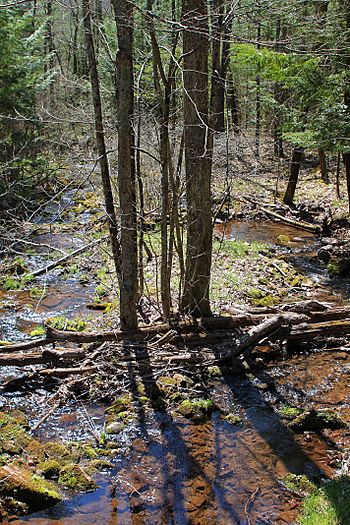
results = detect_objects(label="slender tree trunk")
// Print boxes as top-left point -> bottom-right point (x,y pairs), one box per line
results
342,1 -> 350,212
112,0 -> 138,330
336,152 -> 341,199
319,149 -> 329,183
181,0 -> 213,318
283,147 -> 304,205
342,153 -> 350,211
227,69 -> 239,132
82,0 -> 122,281
273,19 -> 285,158
210,0 -> 227,132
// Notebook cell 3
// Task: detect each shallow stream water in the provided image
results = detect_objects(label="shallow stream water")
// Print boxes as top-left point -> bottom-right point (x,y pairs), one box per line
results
2,218 -> 350,524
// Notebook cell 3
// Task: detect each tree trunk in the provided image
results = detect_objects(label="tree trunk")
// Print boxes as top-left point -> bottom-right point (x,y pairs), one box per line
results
181,0 -> 213,318
343,153 -> 350,211
112,0 -> 138,330
319,149 -> 329,183
336,152 -> 341,199
342,1 -> 350,212
210,0 -> 227,132
82,0 -> 122,281
283,147 -> 304,206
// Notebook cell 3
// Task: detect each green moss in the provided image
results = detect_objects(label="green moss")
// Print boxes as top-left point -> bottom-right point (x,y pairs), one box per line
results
135,381 -> 146,397
29,288 -> 47,299
37,460 -> 61,479
327,261 -> 340,277
288,410 -> 347,432
281,474 -> 317,497
43,442 -> 72,461
276,234 -> 290,246
279,406 -> 304,420
224,414 -> 242,425
58,464 -> 97,491
0,421 -> 32,455
2,277 -> 22,291
94,283 -> 108,298
80,445 -> 98,460
251,294 -> 280,307
298,477 -> 350,525
29,326 -> 46,337
0,464 -> 61,510
177,399 -> 214,420
207,366 -> 223,378
46,316 -> 87,332
247,287 -> 264,299
85,459 -> 114,474
105,396 -> 131,416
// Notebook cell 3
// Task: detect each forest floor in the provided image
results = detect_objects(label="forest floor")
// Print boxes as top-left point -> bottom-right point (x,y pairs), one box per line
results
1,138 -> 350,524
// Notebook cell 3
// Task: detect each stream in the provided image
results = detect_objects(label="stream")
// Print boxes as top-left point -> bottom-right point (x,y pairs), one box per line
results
1,216 -> 350,524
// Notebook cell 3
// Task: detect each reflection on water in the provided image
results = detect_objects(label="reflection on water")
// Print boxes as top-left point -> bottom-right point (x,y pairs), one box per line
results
3,220 -> 350,524
215,220 -> 316,247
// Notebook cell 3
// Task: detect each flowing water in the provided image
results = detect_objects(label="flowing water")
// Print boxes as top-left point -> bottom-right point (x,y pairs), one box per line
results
2,218 -> 350,525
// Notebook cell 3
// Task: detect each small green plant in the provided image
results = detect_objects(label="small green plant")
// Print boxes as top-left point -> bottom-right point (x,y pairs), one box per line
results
2,276 -> 22,291
29,326 -> 46,337
46,316 -> 87,332
29,287 -> 47,299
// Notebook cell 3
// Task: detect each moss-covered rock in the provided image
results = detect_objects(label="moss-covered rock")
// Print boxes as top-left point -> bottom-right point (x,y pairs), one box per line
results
288,409 -> 347,432
37,460 -> 61,479
105,421 -> 125,435
207,366 -> 223,378
42,441 -> 72,461
280,473 -> 317,497
224,414 -> 242,425
105,396 -> 131,417
177,399 -> 214,420
276,234 -> 290,246
0,421 -> 32,455
58,464 -> 97,491
0,464 -> 61,510
85,459 -> 114,475
278,406 -> 304,420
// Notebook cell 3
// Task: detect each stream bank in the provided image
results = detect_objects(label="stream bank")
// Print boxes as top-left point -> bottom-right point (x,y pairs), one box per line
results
1,179 -> 350,523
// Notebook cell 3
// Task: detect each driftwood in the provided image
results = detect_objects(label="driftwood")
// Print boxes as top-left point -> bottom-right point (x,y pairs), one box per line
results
242,196 -> 322,233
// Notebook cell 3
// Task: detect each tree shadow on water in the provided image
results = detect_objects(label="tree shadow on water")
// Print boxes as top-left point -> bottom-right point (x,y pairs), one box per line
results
214,348 -> 350,525
119,341 -> 243,524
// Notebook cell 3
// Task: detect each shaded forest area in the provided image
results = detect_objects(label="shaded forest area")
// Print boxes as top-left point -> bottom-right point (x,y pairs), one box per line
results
1,1 -> 350,524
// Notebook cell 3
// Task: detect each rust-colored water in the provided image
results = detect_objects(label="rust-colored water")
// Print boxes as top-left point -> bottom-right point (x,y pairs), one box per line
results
3,220 -> 350,524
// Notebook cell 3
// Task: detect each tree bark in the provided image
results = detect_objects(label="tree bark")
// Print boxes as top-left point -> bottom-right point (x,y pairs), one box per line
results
283,146 -> 304,205
112,0 -> 138,330
210,0 -> 228,132
82,0 -> 122,281
181,0 -> 213,318
319,149 -> 329,183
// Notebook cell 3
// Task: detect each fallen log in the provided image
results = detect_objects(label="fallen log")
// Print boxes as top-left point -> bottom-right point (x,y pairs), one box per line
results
44,314 -> 256,344
289,320 -> 350,342
22,235 -> 108,279
242,196 -> 322,233
0,348 -> 85,367
39,366 -> 96,377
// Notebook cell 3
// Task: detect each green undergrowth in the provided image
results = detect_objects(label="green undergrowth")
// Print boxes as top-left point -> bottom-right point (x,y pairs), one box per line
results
298,477 -> 350,525
46,316 -> 87,332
